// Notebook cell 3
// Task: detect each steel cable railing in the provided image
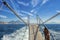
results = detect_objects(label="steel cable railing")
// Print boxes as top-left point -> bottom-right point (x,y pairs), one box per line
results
2,0 -> 27,25
27,15 -> 30,40
38,12 -> 60,40
40,12 -> 60,40
35,15 -> 55,40
1,0 -> 29,40
33,15 -> 44,40
39,18 -> 56,40
1,0 -> 60,40
43,13 -> 60,23
33,12 -> 60,40
50,33 -> 55,40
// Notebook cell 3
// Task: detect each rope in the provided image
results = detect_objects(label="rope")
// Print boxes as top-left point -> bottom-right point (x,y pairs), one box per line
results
34,13 -> 60,40
43,13 -> 60,23
34,26 -> 39,40
1,0 -> 59,40
34,15 -> 39,40
2,1 -> 27,25
39,17 -> 55,40
1,1 -> 28,40
32,15 -> 55,40
50,33 -> 55,40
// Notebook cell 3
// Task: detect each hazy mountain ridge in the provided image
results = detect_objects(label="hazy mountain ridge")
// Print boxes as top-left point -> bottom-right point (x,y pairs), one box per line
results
0,20 -> 23,24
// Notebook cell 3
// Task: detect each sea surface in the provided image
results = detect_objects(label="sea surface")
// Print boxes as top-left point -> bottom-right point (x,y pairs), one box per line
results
46,24 -> 60,40
0,24 -> 60,40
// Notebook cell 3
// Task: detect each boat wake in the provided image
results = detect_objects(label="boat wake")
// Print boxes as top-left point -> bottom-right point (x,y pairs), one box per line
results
49,29 -> 60,40
2,26 -> 29,40
1,27 -> 60,40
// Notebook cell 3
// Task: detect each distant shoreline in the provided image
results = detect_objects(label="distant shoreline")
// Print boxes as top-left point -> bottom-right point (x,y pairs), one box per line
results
0,24 -> 59,25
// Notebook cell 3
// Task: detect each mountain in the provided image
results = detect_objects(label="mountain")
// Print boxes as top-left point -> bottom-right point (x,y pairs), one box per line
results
0,20 -> 24,24
0,21 -> 8,24
8,20 -> 23,24
46,22 -> 58,24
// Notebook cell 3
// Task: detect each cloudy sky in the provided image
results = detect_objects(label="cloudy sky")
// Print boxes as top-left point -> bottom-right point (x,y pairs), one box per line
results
0,0 -> 60,24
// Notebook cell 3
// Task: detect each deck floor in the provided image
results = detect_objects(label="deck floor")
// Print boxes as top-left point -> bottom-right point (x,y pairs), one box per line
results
29,25 -> 44,40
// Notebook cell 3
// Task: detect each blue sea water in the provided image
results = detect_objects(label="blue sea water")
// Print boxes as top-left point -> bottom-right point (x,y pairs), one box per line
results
46,24 -> 60,32
0,24 -> 26,40
0,24 -> 60,40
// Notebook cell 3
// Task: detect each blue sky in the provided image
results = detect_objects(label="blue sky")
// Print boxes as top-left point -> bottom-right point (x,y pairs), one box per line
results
0,0 -> 60,24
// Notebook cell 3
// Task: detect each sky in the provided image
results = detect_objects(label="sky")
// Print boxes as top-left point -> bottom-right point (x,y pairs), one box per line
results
0,0 -> 60,24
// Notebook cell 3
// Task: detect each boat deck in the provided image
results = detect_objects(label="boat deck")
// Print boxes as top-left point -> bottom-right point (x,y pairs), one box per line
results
29,25 -> 44,40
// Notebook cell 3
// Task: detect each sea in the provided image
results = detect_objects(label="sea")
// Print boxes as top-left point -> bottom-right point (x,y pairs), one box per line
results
0,24 -> 60,40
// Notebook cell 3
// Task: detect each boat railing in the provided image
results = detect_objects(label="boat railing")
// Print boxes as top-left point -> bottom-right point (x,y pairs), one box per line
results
50,33 -> 55,40
39,24 -> 45,40
0,0 -> 60,40
39,24 -> 55,40
33,15 -> 55,40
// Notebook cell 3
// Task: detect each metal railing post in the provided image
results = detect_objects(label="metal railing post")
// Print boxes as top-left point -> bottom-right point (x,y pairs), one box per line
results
27,15 -> 30,40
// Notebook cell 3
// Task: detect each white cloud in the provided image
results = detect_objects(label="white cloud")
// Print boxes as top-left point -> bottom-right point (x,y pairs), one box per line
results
31,0 -> 40,7
30,9 -> 37,14
31,0 -> 49,14
0,8 -> 23,16
22,17 -> 27,19
18,1 -> 29,6
21,11 -> 33,16
31,10 -> 34,13
0,15 -> 8,18
56,10 -> 60,13
40,0 -> 49,6
17,13 -> 24,17
10,0 -> 16,10
0,8 -> 12,13
22,17 -> 28,23
45,20 -> 60,24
